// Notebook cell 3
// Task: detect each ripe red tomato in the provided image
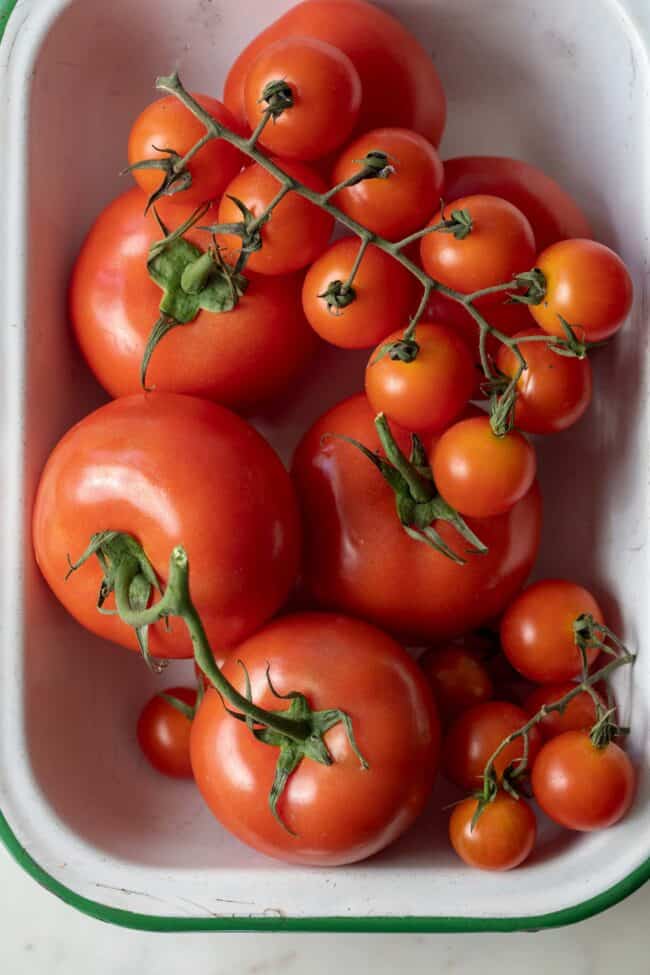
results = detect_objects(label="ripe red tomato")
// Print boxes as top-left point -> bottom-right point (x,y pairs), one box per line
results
419,644 -> 494,726
70,189 -> 315,408
224,0 -> 447,146
530,239 -> 633,342
137,686 -> 196,778
449,793 -> 536,871
500,580 -> 604,683
420,195 -> 536,303
365,323 -> 476,433
216,159 -> 333,275
431,417 -> 537,518
442,157 -> 592,252
524,682 -> 603,741
32,394 -> 300,658
332,128 -> 444,241
443,701 -> 542,792
496,329 -> 593,434
302,237 -> 418,349
244,37 -> 361,161
532,731 -> 636,830
127,94 -> 245,207
291,394 -> 542,645
190,613 -> 439,865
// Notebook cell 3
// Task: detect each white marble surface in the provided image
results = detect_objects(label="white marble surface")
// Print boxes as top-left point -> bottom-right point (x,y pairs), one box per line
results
0,844 -> 647,974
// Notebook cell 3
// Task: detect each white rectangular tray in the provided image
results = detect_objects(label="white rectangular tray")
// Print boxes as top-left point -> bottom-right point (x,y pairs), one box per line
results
0,0 -> 648,932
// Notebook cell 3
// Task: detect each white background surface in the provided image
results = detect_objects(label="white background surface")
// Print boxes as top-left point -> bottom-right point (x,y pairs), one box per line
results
0,844 -> 647,973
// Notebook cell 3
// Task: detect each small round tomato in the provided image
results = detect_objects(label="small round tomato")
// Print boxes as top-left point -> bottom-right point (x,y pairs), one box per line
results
420,195 -> 536,303
365,323 -> 476,432
443,701 -> 542,792
431,417 -> 536,518
500,580 -> 604,683
449,793 -> 536,871
137,687 -> 196,778
332,128 -> 444,241
419,644 -> 493,725
532,731 -> 636,830
216,159 -> 334,275
302,238 -> 418,349
244,37 -> 361,161
524,682 -> 603,741
496,329 -> 592,434
127,94 -> 245,208
190,613 -> 440,865
70,188 -> 315,408
530,239 -> 633,342
33,394 -> 300,658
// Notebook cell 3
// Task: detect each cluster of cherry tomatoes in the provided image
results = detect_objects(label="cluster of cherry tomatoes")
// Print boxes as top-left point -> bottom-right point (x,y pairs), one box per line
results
32,0 -> 638,872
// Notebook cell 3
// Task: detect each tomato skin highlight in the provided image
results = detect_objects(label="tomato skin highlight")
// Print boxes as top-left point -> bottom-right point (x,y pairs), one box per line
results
524,682 -> 603,741
137,687 -> 196,778
216,158 -> 334,275
500,579 -> 604,683
419,644 -> 494,726
530,239 -> 633,342
332,128 -> 444,241
432,417 -> 537,518
442,700 -> 542,792
532,731 -> 636,830
442,157 -> 592,251
32,393 -> 301,658
190,613 -> 440,865
127,94 -> 245,208
420,195 -> 536,303
449,793 -> 536,871
244,37 -> 361,161
302,238 -> 418,349
496,329 -> 593,434
224,0 -> 447,146
365,324 -> 476,433
292,394 -> 542,645
70,188 -> 315,409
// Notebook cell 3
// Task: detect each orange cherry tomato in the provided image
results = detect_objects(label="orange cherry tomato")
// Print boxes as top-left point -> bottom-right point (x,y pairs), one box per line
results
332,128 -> 444,241
449,793 -> 536,871
419,644 -> 494,725
530,239 -> 633,342
431,417 -> 537,518
524,682 -> 604,741
137,687 -> 196,778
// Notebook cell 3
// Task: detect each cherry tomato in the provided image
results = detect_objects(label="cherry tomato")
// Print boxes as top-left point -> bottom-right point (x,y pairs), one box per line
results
302,237 -> 418,349
443,701 -> 542,792
33,393 -> 300,658
500,580 -> 604,683
70,189 -> 315,408
431,417 -> 537,518
496,329 -> 593,434
524,682 -> 603,741
137,686 -> 196,778
216,159 -> 333,275
449,793 -> 536,871
420,195 -> 536,304
530,239 -> 633,342
292,394 -> 542,645
365,324 -> 475,432
224,0 -> 447,145
532,731 -> 636,830
244,37 -> 361,161
332,128 -> 444,241
443,157 -> 592,251
419,644 -> 494,725
127,94 -> 245,208
190,613 -> 439,865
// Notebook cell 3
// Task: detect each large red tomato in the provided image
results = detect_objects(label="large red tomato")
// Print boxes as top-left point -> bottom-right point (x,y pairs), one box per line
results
70,189 -> 315,409
224,0 -> 447,145
442,157 -> 593,251
32,394 -> 300,658
191,613 -> 439,865
291,394 -> 542,644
